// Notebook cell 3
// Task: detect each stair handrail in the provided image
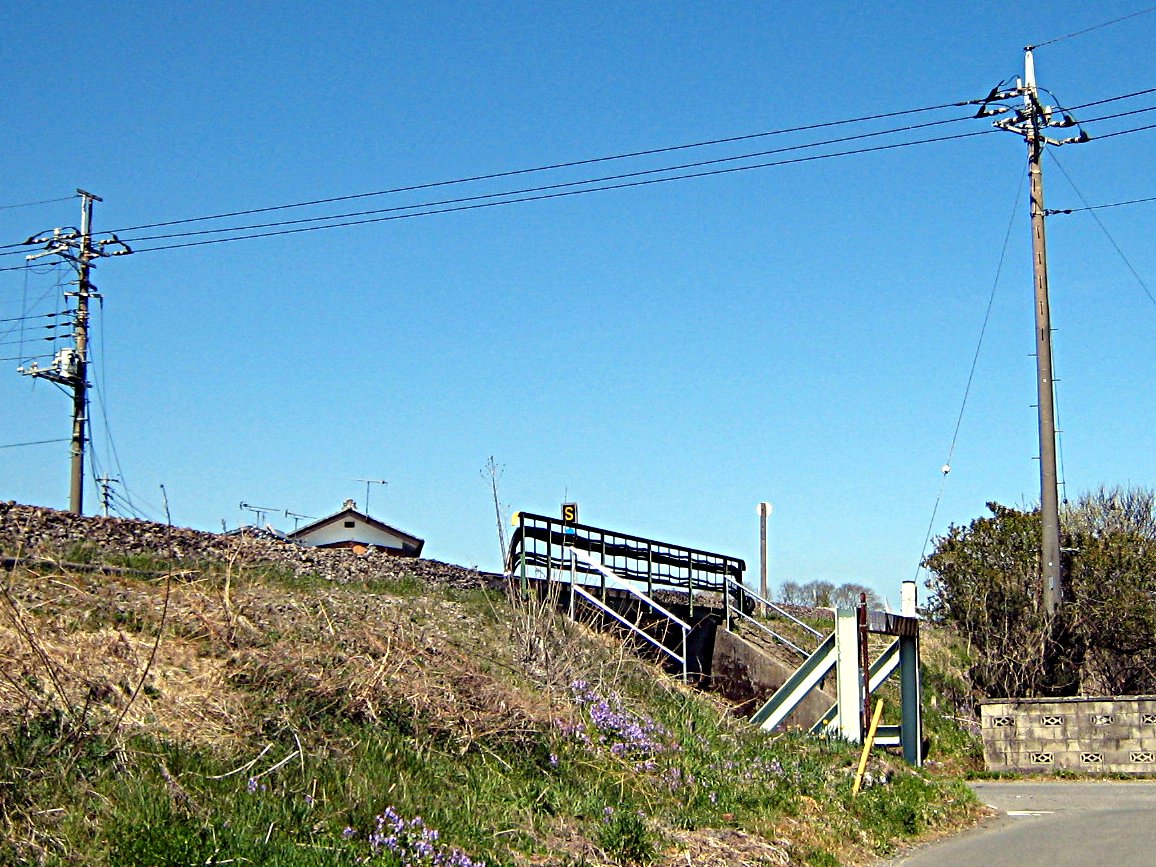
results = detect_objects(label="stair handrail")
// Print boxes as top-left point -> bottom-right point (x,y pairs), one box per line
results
724,576 -> 824,637
568,548 -> 691,681
728,603 -> 809,658
570,585 -> 688,679
569,548 -> 692,633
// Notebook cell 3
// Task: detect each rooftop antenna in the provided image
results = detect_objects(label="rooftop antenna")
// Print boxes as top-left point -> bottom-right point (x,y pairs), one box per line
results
239,501 -> 278,527
354,479 -> 387,518
284,509 -> 315,532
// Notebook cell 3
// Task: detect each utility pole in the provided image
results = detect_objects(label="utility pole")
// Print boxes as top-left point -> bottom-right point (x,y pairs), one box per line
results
985,49 -> 1087,614
96,474 -> 118,517
757,501 -> 772,603
19,190 -> 131,515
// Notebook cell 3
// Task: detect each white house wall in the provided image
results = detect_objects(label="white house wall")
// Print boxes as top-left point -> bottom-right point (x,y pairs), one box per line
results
299,519 -> 407,549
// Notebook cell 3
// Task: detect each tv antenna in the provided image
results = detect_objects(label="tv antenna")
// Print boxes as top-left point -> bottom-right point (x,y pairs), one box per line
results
239,501 -> 278,527
354,478 -> 387,517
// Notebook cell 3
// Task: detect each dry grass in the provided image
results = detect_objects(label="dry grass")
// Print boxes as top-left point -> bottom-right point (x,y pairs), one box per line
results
0,558 -> 578,754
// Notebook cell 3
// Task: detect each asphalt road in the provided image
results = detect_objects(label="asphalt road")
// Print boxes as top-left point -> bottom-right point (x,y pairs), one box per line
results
883,780 -> 1156,866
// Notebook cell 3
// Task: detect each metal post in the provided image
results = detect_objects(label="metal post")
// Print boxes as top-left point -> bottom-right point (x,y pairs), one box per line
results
899,633 -> 923,766
646,543 -> 653,597
724,573 -> 732,629
599,532 -> 607,600
545,516 -> 552,585
569,548 -> 576,619
901,580 -> 917,617
834,609 -> 863,743
858,594 -> 871,735
518,513 -> 527,595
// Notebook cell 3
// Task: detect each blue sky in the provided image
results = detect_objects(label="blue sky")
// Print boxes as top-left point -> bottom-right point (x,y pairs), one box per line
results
2,2 -> 1153,604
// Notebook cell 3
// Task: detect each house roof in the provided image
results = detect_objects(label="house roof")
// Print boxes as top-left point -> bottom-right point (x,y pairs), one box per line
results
288,504 -> 424,549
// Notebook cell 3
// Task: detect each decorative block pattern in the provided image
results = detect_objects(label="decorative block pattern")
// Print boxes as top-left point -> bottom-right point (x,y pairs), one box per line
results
982,698 -> 1156,774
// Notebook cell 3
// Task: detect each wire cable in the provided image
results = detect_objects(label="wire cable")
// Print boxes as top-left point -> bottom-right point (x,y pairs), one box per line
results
89,296 -> 140,519
0,195 -> 74,211
0,310 -> 66,324
1080,104 -> 1156,125
915,174 -> 1025,579
1047,150 -> 1156,308
1064,87 -> 1156,112
1090,121 -> 1156,140
121,127 -> 997,257
0,110 -> 988,258
0,438 -> 69,450
63,97 -> 987,239
1031,5 -> 1156,49
1048,194 -> 1156,213
100,111 -> 981,248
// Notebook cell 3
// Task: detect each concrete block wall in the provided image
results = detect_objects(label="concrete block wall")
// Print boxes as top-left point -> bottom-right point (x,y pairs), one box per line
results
982,696 -> 1156,773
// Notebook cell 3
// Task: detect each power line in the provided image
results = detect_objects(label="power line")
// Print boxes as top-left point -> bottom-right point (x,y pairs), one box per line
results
1048,193 -> 1156,213
1031,5 -> 1156,49
1080,104 -> 1156,125
1,90 -> 1151,269
1062,86 -> 1156,112
0,437 -> 69,450
1048,150 -> 1156,308
65,97 -> 986,239
0,310 -> 69,324
1090,121 -> 1156,140
0,109 -> 986,259
0,195 -> 74,211
100,111 -> 983,249
122,127 -> 999,257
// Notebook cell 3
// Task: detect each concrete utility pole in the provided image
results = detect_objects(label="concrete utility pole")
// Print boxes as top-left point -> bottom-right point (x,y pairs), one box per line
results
68,192 -> 96,515
19,190 -> 131,515
757,501 -> 772,601
988,49 -> 1088,614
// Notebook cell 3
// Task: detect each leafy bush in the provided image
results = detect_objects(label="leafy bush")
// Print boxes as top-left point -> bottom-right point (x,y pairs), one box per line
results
924,487 -> 1156,698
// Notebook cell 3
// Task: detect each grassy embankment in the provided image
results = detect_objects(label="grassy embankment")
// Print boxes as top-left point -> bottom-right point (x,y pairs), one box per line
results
1,540 -> 980,866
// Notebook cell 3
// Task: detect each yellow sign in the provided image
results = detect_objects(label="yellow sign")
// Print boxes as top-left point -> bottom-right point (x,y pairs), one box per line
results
562,502 -> 578,524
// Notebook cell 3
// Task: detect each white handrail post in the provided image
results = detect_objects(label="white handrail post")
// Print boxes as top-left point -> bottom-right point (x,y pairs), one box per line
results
569,548 -> 576,619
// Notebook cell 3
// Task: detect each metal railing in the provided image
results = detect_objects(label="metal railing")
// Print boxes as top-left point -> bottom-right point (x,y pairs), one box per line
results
722,576 -> 823,658
508,512 -> 744,618
568,547 -> 691,680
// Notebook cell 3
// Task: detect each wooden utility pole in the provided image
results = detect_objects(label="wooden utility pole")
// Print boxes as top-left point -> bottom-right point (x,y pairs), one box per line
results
989,49 -> 1087,614
19,190 -> 131,515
